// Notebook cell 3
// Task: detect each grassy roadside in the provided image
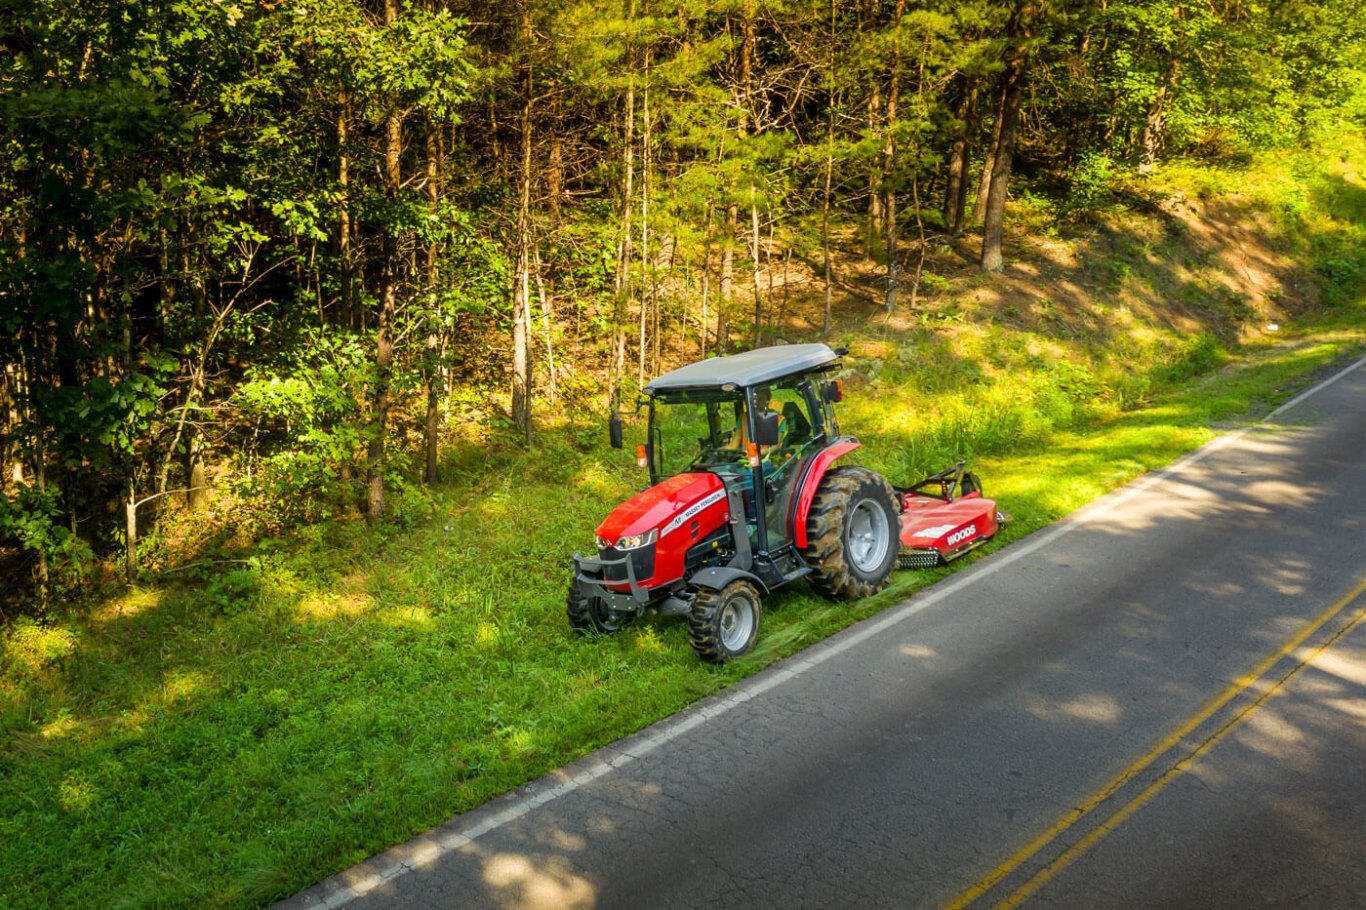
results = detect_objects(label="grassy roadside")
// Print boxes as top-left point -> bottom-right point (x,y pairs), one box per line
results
2,147 -> 1364,909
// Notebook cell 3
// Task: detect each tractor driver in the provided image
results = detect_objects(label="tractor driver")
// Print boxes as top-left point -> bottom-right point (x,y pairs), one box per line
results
729,386 -> 786,452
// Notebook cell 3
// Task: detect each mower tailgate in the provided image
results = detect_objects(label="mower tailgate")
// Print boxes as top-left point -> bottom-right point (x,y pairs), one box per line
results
897,492 -> 1001,567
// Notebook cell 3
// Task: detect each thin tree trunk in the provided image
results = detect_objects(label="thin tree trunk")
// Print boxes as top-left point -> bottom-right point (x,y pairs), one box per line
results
866,79 -> 883,254
512,5 -> 534,444
611,33 -> 635,408
368,0 -> 402,520
884,0 -> 904,313
908,172 -> 927,309
534,248 -> 557,405
337,96 -> 355,328
981,8 -> 1032,272
638,52 -> 651,387
423,123 -> 443,485
187,433 -> 206,510
750,204 -> 762,348
547,95 -> 564,223
973,75 -> 1009,225
1138,60 -> 1179,175
125,477 -> 137,584
944,77 -> 976,234
3,361 -> 24,483
700,207 -> 713,355
719,202 -> 736,350
823,0 -> 836,335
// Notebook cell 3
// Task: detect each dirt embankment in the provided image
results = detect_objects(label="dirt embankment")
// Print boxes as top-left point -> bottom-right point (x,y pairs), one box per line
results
765,192 -> 1316,351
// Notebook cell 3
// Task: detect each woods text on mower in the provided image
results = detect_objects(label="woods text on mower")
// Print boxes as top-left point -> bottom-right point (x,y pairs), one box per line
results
569,344 -> 1006,663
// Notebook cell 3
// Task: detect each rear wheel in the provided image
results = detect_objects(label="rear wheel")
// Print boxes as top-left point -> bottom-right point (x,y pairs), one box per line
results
803,465 -> 899,600
567,586 -> 632,635
688,580 -> 762,663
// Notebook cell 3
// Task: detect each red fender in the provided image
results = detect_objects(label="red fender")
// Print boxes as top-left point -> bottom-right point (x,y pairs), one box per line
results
791,440 -> 861,550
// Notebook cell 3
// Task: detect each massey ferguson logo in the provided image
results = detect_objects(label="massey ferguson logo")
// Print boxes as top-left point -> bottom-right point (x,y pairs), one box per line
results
946,524 -> 977,546
662,488 -> 727,537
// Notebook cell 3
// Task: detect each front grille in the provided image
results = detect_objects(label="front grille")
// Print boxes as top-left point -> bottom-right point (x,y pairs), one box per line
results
601,545 -> 656,582
898,548 -> 942,569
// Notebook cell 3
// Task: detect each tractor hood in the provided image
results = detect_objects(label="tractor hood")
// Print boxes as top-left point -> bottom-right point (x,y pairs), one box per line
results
596,472 -> 728,546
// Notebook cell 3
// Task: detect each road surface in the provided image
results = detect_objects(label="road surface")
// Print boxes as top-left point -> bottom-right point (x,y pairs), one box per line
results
281,353 -> 1366,910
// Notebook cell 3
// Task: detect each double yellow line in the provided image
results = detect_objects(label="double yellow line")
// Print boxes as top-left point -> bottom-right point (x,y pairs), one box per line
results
946,573 -> 1366,909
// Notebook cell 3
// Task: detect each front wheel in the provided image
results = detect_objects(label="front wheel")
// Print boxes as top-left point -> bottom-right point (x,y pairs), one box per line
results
803,465 -> 899,600
567,585 -> 632,635
688,580 -> 762,663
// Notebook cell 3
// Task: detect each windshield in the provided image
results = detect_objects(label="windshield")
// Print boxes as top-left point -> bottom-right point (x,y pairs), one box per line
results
648,389 -> 746,478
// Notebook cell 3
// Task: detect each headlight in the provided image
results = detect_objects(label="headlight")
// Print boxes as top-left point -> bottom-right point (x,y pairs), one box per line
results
595,534 -> 608,549
612,529 -> 658,551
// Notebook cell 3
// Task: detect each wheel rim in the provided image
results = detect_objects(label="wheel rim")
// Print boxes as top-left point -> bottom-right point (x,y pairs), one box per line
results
592,599 -> 624,632
848,498 -> 891,573
718,593 -> 756,651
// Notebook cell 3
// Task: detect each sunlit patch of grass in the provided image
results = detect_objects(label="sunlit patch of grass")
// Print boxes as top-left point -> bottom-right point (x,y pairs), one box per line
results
88,586 -> 163,624
293,590 -> 372,620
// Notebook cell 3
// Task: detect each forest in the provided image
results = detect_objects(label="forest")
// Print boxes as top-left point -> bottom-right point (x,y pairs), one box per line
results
2,0 -> 1365,608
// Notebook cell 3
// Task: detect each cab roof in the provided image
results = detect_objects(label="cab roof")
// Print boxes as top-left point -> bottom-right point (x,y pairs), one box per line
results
645,343 -> 842,394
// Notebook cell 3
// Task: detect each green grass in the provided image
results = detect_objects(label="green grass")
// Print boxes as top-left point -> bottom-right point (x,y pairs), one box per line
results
2,145 -> 1364,909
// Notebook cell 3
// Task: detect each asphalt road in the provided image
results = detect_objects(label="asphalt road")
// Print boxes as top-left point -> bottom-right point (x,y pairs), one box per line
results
281,353 -> 1366,910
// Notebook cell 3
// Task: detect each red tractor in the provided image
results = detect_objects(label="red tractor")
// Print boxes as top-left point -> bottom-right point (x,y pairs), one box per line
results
570,343 -> 1004,662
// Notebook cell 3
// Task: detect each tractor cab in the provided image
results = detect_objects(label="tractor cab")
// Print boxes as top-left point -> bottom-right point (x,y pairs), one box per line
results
644,371 -> 839,557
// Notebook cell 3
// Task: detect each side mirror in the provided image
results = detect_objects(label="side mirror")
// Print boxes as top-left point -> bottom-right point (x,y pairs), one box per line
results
609,414 -> 624,449
754,410 -> 782,447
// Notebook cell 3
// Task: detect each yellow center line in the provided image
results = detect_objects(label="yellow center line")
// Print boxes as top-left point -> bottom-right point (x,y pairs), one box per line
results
944,572 -> 1366,910
999,589 -> 1366,907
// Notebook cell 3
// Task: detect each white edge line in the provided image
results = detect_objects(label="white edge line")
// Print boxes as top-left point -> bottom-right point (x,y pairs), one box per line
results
288,349 -> 1366,910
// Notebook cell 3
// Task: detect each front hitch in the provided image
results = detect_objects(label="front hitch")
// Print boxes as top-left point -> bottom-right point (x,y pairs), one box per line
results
572,551 -> 651,613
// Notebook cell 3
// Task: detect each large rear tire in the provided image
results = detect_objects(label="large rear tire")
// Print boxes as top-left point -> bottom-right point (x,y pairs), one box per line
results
567,585 -> 632,635
803,465 -> 899,600
688,580 -> 762,663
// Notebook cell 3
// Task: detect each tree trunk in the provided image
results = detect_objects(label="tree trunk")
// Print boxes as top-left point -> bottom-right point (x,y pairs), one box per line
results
2,360 -> 22,484
534,249 -> 557,405
822,0 -> 836,335
611,37 -> 635,408
973,75 -> 1009,225
125,478 -> 137,584
750,204 -> 762,347
423,122 -> 443,486
1138,60 -> 1179,175
719,202 -> 736,351
883,0 -> 904,314
187,432 -> 206,511
511,3 -> 535,445
638,53 -> 651,386
337,96 -> 356,328
943,77 -> 976,235
980,12 -> 1032,273
866,79 -> 884,254
368,0 -> 402,521
547,92 -> 564,223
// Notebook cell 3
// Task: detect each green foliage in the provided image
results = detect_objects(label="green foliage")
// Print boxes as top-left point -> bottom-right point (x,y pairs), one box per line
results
230,329 -> 371,525
1158,333 -> 1229,384
1060,151 -> 1118,220
0,486 -> 95,605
